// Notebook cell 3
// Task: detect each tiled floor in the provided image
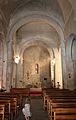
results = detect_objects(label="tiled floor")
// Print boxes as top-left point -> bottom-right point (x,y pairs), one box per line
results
16,96 -> 49,120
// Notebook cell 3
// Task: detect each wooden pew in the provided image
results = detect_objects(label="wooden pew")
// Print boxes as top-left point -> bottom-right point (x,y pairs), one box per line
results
46,91 -> 76,112
0,100 -> 11,120
0,104 -> 5,120
0,95 -> 18,119
10,88 -> 30,97
47,96 -> 76,118
0,92 -> 21,107
48,99 -> 76,120
0,90 -> 27,119
0,97 -> 17,117
47,96 -> 76,113
42,88 -> 76,120
43,90 -> 76,110
54,108 -> 76,120
42,88 -> 70,97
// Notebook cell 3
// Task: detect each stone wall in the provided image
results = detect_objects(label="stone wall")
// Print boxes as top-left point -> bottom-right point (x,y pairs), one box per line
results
22,45 -> 51,88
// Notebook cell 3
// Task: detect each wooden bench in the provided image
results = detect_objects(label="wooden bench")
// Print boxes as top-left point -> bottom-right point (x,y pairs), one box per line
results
10,88 -> 30,97
10,88 -> 42,97
43,90 -> 76,110
42,88 -> 76,120
47,96 -> 76,113
0,92 -> 21,107
48,99 -> 76,120
48,96 -> 76,119
0,96 -> 17,117
0,100 -> 11,120
54,108 -> 76,120
0,95 -> 18,119
0,104 -> 5,120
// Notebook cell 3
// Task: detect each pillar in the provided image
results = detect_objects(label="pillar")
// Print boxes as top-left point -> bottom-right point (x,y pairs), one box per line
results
6,40 -> 13,91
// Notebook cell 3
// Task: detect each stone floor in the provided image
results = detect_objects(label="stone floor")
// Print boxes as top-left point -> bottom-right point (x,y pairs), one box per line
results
16,96 -> 49,120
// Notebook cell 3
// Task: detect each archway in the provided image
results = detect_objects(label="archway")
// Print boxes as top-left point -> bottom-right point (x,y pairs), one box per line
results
7,14 -> 65,91
66,34 -> 76,90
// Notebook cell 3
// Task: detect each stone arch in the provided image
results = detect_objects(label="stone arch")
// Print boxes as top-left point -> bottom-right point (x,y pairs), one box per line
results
8,14 -> 64,42
6,14 -> 65,90
18,37 -> 55,58
71,36 -> 76,61
10,0 -> 64,29
66,33 -> 76,90
15,38 -> 55,88
66,34 -> 76,61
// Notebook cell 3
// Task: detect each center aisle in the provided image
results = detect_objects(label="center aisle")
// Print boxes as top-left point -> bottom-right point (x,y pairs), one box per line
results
31,97 -> 49,120
16,96 -> 49,120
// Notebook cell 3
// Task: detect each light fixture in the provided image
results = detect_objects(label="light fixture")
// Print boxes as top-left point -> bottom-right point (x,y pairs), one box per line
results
14,56 -> 20,64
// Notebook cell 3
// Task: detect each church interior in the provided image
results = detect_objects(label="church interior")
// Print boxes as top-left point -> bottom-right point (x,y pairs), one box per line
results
0,0 -> 76,120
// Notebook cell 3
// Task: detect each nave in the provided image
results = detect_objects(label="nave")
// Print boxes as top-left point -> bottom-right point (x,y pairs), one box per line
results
0,0 -> 76,120
16,97 -> 49,120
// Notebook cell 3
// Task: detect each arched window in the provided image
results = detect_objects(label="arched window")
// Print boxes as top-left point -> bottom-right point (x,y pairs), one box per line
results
71,37 -> 76,60
35,64 -> 39,74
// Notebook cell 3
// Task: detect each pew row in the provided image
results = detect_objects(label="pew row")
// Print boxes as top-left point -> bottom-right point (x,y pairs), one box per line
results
43,88 -> 76,110
49,102 -> 76,120
0,93 -> 19,120
10,88 -> 42,97
0,104 -> 5,120
42,88 -> 76,120
54,108 -> 76,120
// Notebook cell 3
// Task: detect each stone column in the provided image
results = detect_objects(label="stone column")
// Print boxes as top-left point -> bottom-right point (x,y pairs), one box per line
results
2,41 -> 7,89
0,41 -> 3,88
61,39 -> 67,89
12,62 -> 16,87
6,40 -> 13,91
